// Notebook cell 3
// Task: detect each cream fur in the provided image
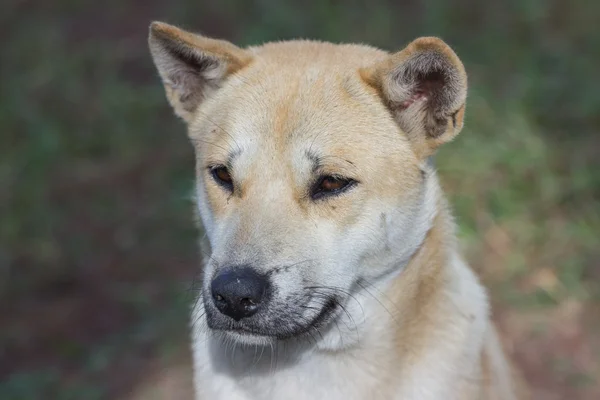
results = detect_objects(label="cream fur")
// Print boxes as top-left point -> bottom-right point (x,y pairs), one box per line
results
148,22 -> 528,400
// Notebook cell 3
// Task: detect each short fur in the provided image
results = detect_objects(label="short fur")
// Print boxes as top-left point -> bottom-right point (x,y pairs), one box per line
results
148,21 -> 528,400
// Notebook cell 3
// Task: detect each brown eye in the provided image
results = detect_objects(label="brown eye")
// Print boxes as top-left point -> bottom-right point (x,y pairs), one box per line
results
311,175 -> 356,200
321,177 -> 346,191
210,166 -> 233,192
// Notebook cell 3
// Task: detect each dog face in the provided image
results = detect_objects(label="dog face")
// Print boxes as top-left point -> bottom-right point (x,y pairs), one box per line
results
149,22 -> 467,346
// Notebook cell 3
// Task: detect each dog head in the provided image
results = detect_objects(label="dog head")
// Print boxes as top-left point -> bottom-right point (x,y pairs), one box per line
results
149,22 -> 467,346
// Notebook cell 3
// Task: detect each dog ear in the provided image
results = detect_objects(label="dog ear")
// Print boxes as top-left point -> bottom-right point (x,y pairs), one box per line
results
148,21 -> 252,122
362,37 -> 467,158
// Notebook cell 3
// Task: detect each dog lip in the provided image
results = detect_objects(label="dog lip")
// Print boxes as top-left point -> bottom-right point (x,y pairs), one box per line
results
205,297 -> 339,340
272,297 -> 338,339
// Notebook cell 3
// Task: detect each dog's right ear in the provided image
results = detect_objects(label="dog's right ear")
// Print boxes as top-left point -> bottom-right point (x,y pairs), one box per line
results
148,22 -> 252,122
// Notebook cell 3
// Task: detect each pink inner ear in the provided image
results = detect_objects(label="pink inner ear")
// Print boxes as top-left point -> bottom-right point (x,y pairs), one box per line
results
399,90 -> 428,110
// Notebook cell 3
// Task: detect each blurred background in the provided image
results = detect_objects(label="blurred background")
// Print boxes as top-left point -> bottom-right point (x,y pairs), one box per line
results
1,0 -> 599,399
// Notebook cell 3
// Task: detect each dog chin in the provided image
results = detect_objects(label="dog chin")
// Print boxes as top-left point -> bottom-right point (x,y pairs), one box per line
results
219,330 -> 275,346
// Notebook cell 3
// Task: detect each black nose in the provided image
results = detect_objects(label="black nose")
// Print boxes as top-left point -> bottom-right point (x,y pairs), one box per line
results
210,267 -> 269,321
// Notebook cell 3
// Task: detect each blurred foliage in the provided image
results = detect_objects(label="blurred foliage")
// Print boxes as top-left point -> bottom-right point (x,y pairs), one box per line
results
1,0 -> 599,399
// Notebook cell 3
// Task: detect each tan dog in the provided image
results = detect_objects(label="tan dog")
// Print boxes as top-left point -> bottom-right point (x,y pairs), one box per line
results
148,21 -> 527,400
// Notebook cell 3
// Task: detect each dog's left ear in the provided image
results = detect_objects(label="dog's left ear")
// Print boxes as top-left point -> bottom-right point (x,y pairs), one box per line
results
362,37 -> 467,158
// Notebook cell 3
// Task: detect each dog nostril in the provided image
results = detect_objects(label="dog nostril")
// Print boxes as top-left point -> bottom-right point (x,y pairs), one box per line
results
240,297 -> 255,307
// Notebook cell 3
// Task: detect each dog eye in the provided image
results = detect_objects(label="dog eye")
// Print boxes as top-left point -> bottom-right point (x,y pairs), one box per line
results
311,175 -> 356,200
210,166 -> 234,192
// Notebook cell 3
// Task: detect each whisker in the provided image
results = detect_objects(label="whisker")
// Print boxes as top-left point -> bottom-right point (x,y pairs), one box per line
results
304,284 -> 364,317
268,259 -> 315,276
191,137 -> 232,154
309,291 -> 360,340
356,279 -> 400,324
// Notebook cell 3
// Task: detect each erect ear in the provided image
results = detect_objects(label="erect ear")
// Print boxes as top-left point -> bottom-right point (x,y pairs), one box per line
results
148,21 -> 253,122
361,37 -> 467,158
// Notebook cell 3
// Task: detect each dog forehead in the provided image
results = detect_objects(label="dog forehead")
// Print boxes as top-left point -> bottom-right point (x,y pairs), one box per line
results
193,41 -> 408,166
215,75 -> 371,140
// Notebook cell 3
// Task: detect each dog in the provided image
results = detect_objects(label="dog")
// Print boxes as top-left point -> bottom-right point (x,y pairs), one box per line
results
148,21 -> 528,400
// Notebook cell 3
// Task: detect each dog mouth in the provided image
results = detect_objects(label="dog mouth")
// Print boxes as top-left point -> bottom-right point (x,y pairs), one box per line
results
204,294 -> 340,342
272,297 -> 338,340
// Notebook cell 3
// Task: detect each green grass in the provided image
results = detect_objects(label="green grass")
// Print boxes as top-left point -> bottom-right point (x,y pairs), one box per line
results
1,0 -> 599,398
